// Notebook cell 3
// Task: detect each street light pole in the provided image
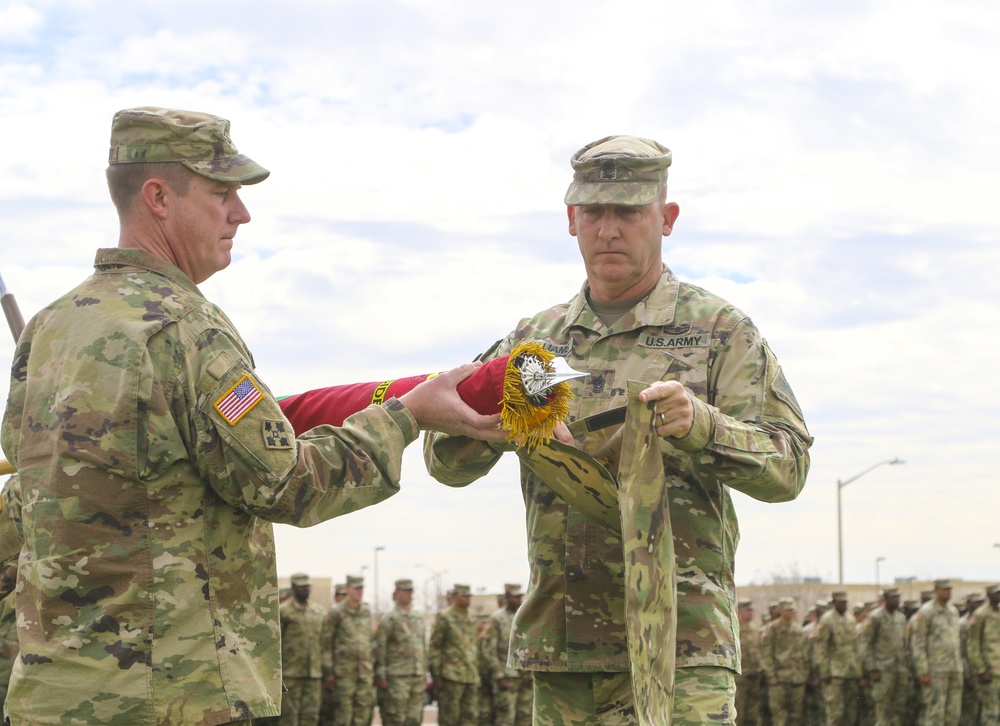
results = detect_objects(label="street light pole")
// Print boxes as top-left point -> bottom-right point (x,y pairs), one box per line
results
837,458 -> 905,585
414,563 -> 447,613
875,556 -> 886,595
374,546 -> 385,617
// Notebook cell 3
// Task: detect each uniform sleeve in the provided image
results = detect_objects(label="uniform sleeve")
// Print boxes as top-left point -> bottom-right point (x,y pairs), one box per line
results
760,627 -> 775,679
179,330 -> 418,526
967,614 -> 987,676
322,610 -> 337,677
373,616 -> 390,682
669,319 -> 813,503
428,614 -> 446,681
860,616 -> 878,673
910,614 -> 929,676
815,618 -> 832,680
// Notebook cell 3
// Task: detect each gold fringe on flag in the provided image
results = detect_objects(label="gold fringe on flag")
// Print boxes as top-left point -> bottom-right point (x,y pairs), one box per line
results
500,341 -> 574,449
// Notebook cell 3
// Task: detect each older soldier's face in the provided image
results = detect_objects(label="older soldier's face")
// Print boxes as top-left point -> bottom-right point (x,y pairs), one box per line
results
167,173 -> 251,284
568,199 -> 679,302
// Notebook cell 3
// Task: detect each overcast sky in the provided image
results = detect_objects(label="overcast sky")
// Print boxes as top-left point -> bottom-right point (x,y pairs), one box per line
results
1,0 -> 997,608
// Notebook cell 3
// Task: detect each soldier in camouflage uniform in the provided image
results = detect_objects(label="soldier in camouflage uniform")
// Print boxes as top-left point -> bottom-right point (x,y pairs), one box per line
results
487,583 -> 533,726
735,599 -> 764,726
967,584 -> 1000,726
428,583 -> 479,726
861,587 -> 909,726
425,134 -> 812,726
816,591 -> 865,726
322,575 -> 376,726
910,579 -> 963,725
0,107 -> 504,726
477,615 -> 496,725
959,592 -> 984,726
373,579 -> 427,726
803,599 -> 827,726
761,599 -> 810,726
280,573 -> 326,726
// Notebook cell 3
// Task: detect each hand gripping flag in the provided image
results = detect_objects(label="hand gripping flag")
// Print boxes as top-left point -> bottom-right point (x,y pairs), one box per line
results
278,341 -> 584,448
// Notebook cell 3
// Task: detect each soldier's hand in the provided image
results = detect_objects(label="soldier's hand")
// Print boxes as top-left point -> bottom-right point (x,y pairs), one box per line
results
325,675 -> 336,689
551,421 -> 575,446
981,672 -> 994,684
769,678 -> 779,687
638,381 -> 694,439
919,674 -> 931,687
376,678 -> 389,690
868,670 -> 881,682
399,362 -> 507,441
497,677 -> 511,692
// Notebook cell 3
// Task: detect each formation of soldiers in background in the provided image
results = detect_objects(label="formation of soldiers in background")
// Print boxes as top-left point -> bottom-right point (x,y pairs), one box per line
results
260,574 -> 533,726
737,579 -> 1000,726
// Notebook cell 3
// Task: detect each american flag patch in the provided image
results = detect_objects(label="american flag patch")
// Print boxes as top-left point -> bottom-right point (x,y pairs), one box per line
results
215,375 -> 264,425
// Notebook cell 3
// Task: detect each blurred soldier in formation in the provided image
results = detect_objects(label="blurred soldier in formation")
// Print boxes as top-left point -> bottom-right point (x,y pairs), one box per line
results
960,592 -> 985,726
374,579 -> 427,726
280,574 -> 326,726
860,587 -> 909,726
487,584 -> 532,726
803,599 -> 828,726
967,584 -> 1000,726
477,616 -> 495,725
735,599 -> 764,726
816,591 -> 865,726
911,579 -> 963,726
428,584 -> 478,726
762,598 -> 810,726
322,575 -> 375,726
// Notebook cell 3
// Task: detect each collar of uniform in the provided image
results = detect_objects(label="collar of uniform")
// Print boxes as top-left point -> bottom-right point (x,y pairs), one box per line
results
94,247 -> 202,297
563,264 -> 680,334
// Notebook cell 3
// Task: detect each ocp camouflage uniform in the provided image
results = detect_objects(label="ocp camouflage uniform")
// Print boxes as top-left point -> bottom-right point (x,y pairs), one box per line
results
488,606 -> 533,726
861,605 -> 909,726
0,594 -> 17,712
425,265 -> 812,725
373,603 -> 427,726
280,597 -> 326,725
323,601 -> 375,726
478,621 -> 496,726
428,605 -> 479,726
911,599 -> 963,726
735,619 -> 764,726
816,608 -> 863,726
967,600 -> 1000,725
0,248 -> 415,725
959,607 -> 980,726
803,618 -> 825,726
761,619 -> 810,726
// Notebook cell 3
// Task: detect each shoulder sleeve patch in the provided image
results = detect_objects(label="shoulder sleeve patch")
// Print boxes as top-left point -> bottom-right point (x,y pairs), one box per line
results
215,374 -> 264,425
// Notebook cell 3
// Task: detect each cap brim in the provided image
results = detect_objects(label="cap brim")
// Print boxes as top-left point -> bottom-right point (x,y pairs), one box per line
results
184,154 -> 270,184
565,181 -> 662,206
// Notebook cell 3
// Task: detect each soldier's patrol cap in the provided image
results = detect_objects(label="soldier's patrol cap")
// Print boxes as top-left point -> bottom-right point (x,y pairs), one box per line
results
814,599 -> 828,610
452,583 -> 472,597
769,601 -> 780,610
903,599 -> 919,609
831,591 -> 848,601
334,583 -> 347,595
290,573 -> 310,586
504,583 -> 524,597
346,574 -> 364,588
853,605 -> 864,615
934,578 -> 953,589
883,587 -> 901,598
395,579 -> 414,591
108,107 -> 270,184
987,584 -> 1000,596
966,592 -> 984,603
564,135 -> 671,206
920,589 -> 934,599
738,599 -> 754,609
778,597 -> 796,610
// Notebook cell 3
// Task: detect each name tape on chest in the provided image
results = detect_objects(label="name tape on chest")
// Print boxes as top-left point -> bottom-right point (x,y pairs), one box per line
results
640,332 -> 708,349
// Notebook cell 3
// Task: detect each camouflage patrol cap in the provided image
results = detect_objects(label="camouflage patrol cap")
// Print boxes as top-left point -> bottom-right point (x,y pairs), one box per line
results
334,583 -> 347,595
882,587 -> 901,598
108,107 -> 269,184
831,591 -> 848,601
452,583 -> 472,597
853,605 -> 864,615
966,591 -> 984,603
737,599 -> 754,609
346,574 -> 364,588
987,584 -> 1000,596
395,579 -> 414,591
920,590 -> 934,599
564,135 -> 671,206
289,573 -> 310,586
504,583 -> 524,597
934,578 -> 953,589
778,597 -> 796,610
